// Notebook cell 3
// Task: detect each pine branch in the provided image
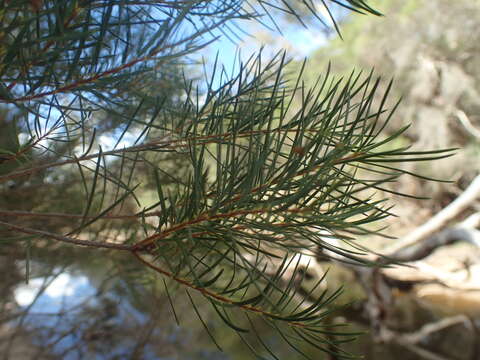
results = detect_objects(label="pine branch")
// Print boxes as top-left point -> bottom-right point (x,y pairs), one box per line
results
0,1 -> 453,358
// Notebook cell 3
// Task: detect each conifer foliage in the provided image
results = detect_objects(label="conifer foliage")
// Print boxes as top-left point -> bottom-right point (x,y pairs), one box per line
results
0,1 -> 451,358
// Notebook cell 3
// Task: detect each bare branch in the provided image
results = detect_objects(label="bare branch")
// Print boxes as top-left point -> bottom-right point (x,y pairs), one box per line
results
0,220 -> 133,251
455,110 -> 480,140
380,315 -> 471,360
384,174 -> 480,258
0,209 -> 153,220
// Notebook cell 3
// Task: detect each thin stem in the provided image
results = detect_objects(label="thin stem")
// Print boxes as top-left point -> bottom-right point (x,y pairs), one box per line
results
0,209 -> 148,220
0,128 -> 324,183
0,220 -> 133,251
7,4 -> 83,91
132,250 -> 309,327
132,207 -> 311,251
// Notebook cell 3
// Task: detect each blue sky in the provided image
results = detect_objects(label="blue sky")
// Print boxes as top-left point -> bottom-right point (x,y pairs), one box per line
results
192,4 -> 343,89
202,23 -> 330,71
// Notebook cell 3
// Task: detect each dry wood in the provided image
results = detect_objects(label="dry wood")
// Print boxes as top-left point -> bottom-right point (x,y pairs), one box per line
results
384,174 -> 480,259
